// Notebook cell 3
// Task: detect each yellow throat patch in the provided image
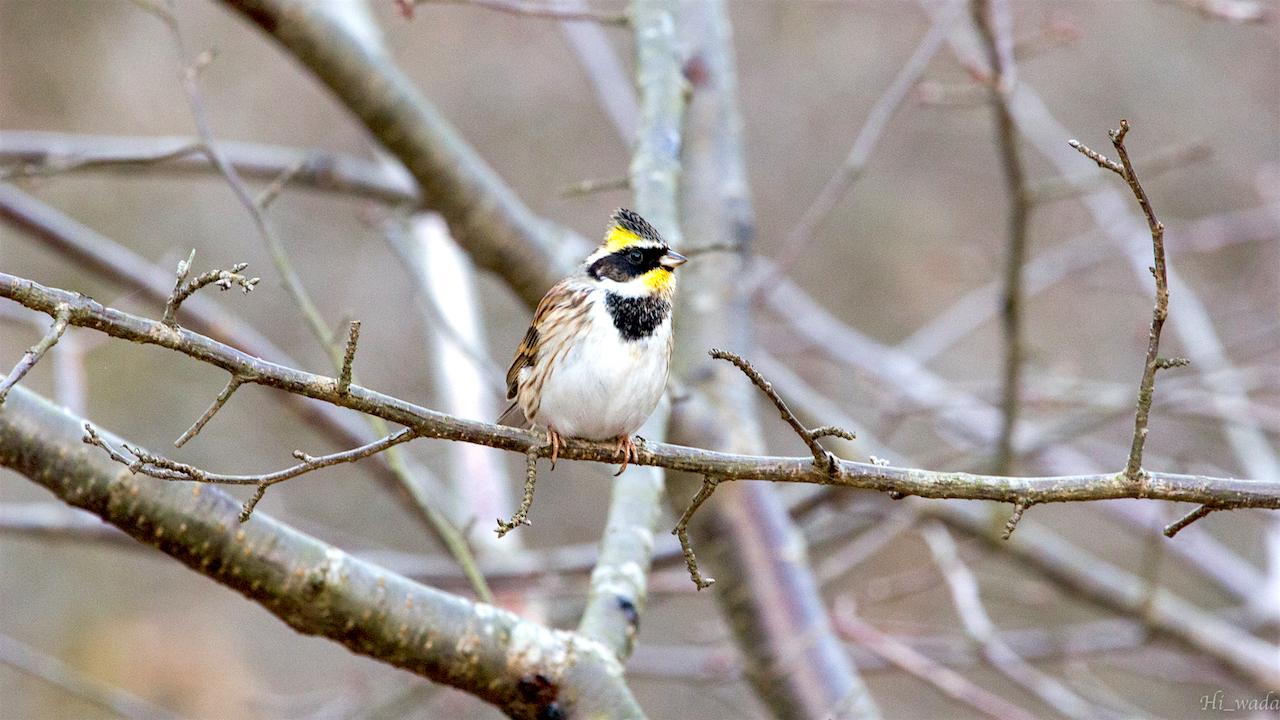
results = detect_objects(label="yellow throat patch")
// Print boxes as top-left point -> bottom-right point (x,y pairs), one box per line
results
641,266 -> 674,295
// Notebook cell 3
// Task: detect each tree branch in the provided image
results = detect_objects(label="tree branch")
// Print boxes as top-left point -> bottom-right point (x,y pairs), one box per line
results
971,0 -> 1030,477
5,272 -> 1280,509
219,0 -> 587,308
0,131 -> 419,205
0,302 -> 69,404
0,384 -> 644,720
575,0 -> 686,664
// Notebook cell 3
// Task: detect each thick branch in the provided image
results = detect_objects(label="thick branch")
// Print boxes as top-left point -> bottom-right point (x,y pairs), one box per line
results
574,0 -> 686,663
0,384 -> 644,720
219,0 -> 585,307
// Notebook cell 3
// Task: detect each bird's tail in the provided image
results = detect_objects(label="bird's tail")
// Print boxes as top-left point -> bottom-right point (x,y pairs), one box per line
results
497,401 -> 533,430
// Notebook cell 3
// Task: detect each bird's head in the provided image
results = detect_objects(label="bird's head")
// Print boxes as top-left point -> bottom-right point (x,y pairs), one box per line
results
584,208 -> 687,299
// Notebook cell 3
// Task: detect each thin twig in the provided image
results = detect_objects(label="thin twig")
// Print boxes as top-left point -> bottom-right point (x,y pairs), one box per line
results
338,320 -> 360,396
173,375 -> 244,448
1071,120 -> 1174,483
0,131 -> 419,205
672,476 -> 719,589
930,499 -> 1280,691
709,348 -> 853,473
1165,505 -> 1215,538
0,303 -> 70,404
254,156 -> 308,210
831,598 -> 1041,720
402,0 -> 629,25
559,176 -> 630,197
922,521 -> 1108,720
240,484 -> 269,522
497,446 -> 541,537
1029,140 -> 1211,205
85,421 -> 417,496
759,0 -> 966,288
972,0 -> 1030,477
0,138 -> 205,181
161,250 -> 258,327
0,632 -> 187,720
1001,500 -> 1026,540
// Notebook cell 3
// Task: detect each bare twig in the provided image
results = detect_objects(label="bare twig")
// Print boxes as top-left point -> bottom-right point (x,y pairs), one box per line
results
142,6 -> 491,601
672,476 -> 718,590
899,201 -> 1276,363
710,349 -> 853,473
936,20 -> 1280,519
497,446 -> 541,537
1165,505 -> 1216,538
88,421 -> 421,523
338,320 -> 361,396
0,131 -> 419,205
0,183 -> 472,577
173,375 -> 244,448
559,176 -> 630,197
0,302 -> 69,404
922,521 -> 1109,720
929,500 -> 1280,691
221,0 -> 589,313
160,251 -> 258,328
0,632 -> 187,720
1001,500 -> 1027,540
2,386 -> 645,718
1029,140 -> 1211,205
254,156 -> 308,210
831,599 -> 1041,720
1071,121 -> 1175,484
402,0 -> 629,25
972,0 -> 1030,477
760,0 -> 966,287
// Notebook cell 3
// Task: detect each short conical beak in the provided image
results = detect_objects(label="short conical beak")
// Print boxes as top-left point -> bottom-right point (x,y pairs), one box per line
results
660,250 -> 688,269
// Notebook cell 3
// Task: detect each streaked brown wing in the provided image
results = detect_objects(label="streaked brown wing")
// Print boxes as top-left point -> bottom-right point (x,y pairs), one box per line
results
505,280 -> 589,401
506,323 -> 539,400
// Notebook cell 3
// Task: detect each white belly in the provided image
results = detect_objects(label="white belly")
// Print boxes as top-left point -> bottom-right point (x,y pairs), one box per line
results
532,309 -> 671,440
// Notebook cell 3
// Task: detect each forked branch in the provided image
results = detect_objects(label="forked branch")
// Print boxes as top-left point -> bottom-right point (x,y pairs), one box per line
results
161,250 -> 258,327
1070,122 -> 1187,483
0,303 -> 70,404
709,349 -> 854,473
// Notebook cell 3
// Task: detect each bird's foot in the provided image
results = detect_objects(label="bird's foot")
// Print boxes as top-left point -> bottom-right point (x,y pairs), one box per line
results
547,428 -> 565,470
612,435 -> 639,476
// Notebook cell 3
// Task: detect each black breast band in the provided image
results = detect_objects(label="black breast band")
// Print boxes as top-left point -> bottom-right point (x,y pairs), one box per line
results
605,294 -> 670,341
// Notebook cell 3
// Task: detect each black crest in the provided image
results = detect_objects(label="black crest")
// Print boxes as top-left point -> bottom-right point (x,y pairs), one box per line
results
613,208 -> 663,244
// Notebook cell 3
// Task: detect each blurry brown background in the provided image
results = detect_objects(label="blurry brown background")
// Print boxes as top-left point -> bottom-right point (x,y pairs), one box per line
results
2,1 -> 1279,718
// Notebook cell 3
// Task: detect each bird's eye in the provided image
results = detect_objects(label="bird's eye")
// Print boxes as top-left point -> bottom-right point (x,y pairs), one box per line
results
628,249 -> 644,265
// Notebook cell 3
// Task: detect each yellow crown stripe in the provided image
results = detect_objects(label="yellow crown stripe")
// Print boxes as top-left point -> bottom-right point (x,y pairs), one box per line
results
603,224 -> 644,253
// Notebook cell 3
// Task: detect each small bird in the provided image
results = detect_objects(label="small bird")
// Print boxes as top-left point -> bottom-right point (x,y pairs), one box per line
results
499,209 -> 687,473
